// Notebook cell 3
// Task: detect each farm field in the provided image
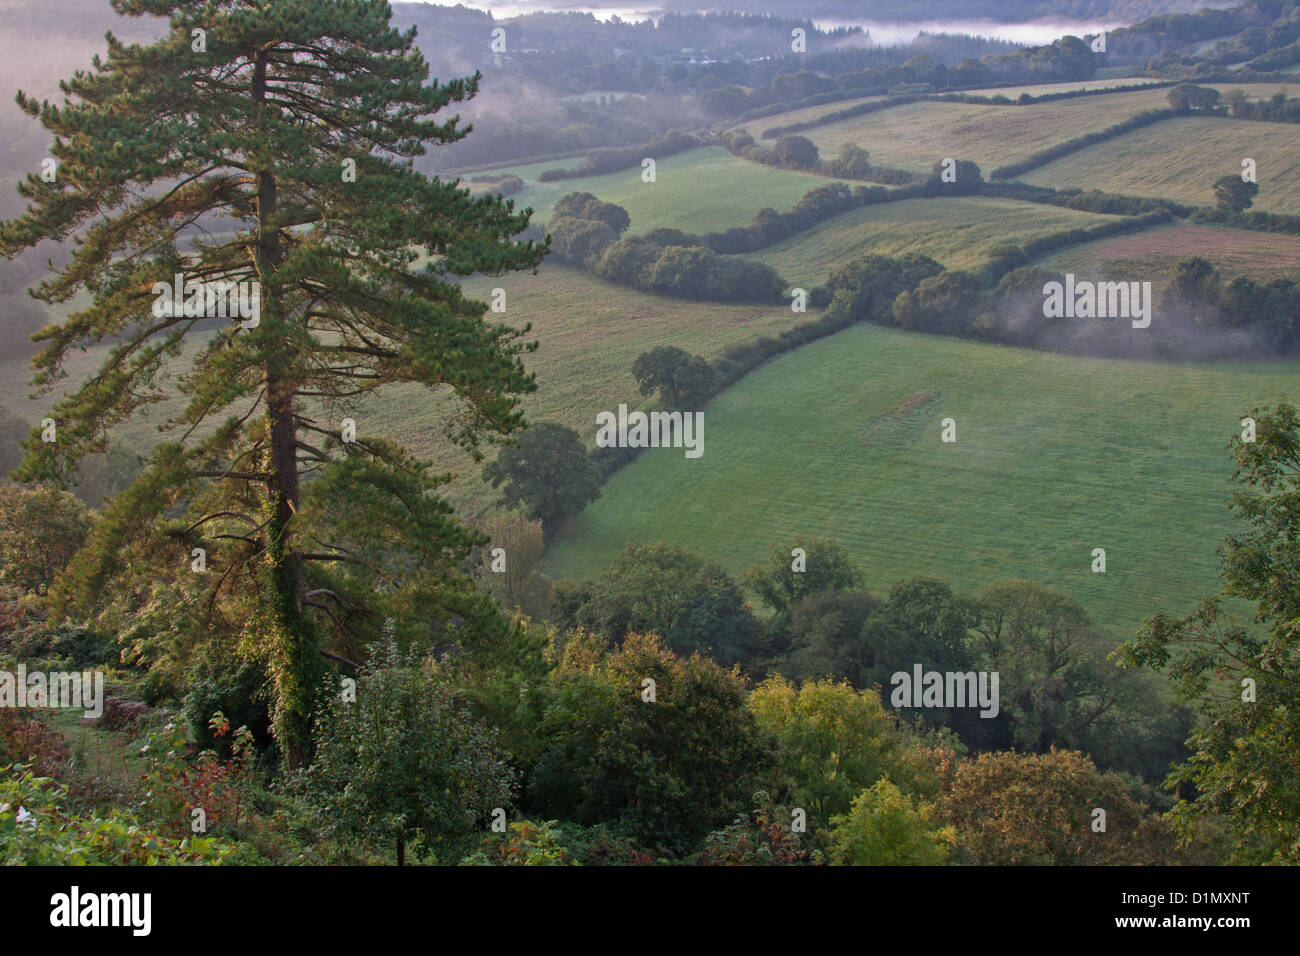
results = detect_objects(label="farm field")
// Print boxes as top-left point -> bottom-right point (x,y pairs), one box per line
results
1044,222 -> 1300,280
0,266 -> 815,517
741,94 -> 887,131
486,146 -> 847,232
1021,116 -> 1300,213
748,196 -> 1112,287
1211,81 -> 1300,98
743,82 -> 1300,144
795,88 -> 1181,172
543,321 -> 1300,637
954,77 -> 1164,97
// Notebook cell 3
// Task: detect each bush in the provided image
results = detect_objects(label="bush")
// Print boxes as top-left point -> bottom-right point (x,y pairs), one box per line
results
537,130 -> 700,181
484,423 -> 603,540
461,818 -> 576,866
926,158 -> 983,195
183,653 -> 272,757
562,541 -> 762,665
0,712 -> 70,778
0,485 -> 90,594
0,766 -> 238,865
549,216 -> 619,267
694,790 -> 821,865
831,778 -> 955,865
632,346 -> 716,409
4,620 -> 116,671
528,630 -> 777,853
893,271 -> 987,335
298,638 -> 516,865
773,134 -> 819,169
824,253 -> 945,325
595,241 -> 785,303
945,749 -> 1175,865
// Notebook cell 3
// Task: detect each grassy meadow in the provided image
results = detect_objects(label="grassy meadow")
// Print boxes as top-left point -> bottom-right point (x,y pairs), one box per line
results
543,321 -> 1299,637
793,89 -> 1182,172
483,146 -> 847,232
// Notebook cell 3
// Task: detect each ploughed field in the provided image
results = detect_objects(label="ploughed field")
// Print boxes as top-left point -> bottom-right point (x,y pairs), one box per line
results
1044,222 -> 1300,280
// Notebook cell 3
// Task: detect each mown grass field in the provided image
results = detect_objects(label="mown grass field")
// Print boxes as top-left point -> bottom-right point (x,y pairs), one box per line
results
797,88 -> 1182,173
748,196 -> 1112,288
484,146 -> 846,233
1044,222 -> 1300,280
0,266 -> 815,517
543,321 -> 1299,637
1021,116 -> 1300,213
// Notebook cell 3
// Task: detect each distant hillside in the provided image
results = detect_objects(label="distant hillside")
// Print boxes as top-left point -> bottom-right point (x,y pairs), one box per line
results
661,0 -> 1225,21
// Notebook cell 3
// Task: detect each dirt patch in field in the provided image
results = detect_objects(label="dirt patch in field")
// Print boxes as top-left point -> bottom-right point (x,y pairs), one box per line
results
861,388 -> 944,447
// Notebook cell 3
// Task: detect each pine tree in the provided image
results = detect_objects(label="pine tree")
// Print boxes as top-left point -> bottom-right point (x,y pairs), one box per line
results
0,0 -> 546,766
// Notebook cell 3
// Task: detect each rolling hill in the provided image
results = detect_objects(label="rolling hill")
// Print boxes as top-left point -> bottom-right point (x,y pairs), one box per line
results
543,320 -> 1298,637
1021,115 -> 1300,213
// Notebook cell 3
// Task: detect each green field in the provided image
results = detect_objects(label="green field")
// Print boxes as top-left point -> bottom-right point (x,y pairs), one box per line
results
543,321 -> 1299,637
1021,116 -> 1300,213
797,89 -> 1181,172
369,268 -> 816,513
748,196 -> 1112,287
486,146 -> 846,233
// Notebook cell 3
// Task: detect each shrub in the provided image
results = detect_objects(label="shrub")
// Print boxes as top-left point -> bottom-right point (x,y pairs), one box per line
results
298,638 -> 516,865
830,778 -> 955,865
0,766 -> 238,865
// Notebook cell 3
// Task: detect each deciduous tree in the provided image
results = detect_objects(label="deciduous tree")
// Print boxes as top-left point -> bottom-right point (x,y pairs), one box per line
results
483,422 -> 601,539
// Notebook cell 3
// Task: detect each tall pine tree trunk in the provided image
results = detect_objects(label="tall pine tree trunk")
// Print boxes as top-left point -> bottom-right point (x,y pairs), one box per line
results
253,50 -> 318,770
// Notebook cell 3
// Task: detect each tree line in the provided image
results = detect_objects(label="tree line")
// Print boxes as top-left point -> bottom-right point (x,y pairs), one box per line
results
546,192 -> 787,303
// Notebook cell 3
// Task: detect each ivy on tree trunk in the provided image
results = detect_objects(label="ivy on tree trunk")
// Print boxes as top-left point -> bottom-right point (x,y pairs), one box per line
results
0,0 -> 547,766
